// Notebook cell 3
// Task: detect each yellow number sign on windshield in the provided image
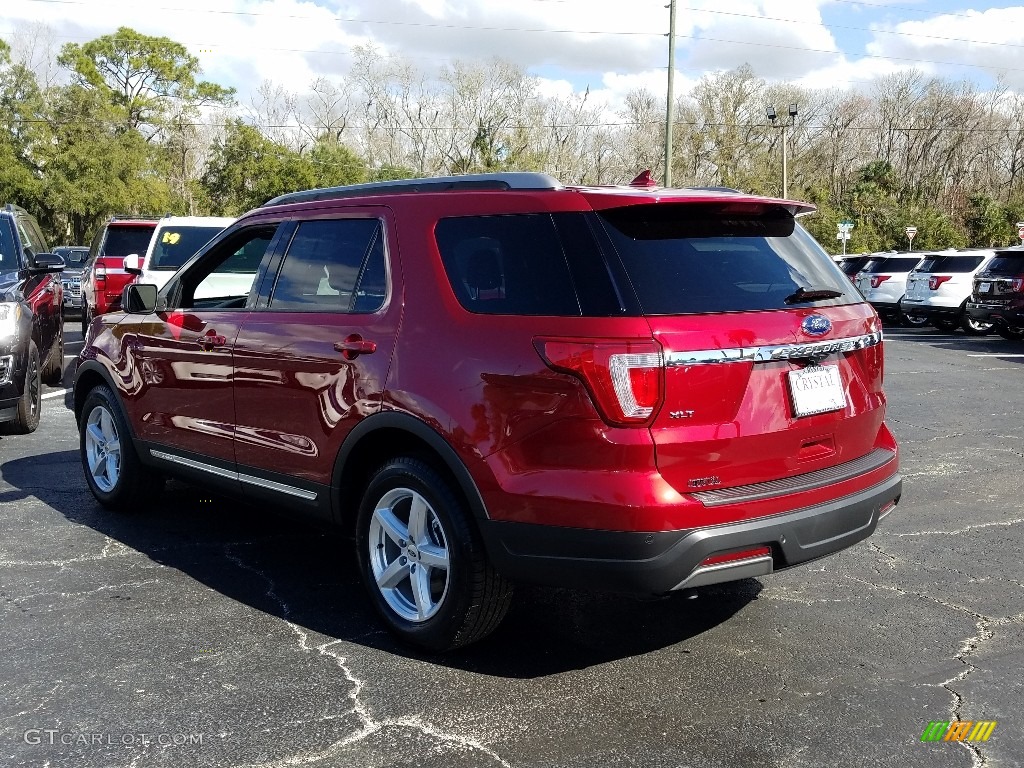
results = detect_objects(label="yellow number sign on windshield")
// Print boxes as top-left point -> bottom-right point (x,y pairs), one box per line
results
162,232 -> 182,245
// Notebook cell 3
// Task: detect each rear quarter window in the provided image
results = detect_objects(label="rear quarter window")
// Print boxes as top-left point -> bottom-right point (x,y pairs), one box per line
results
435,214 -> 582,316
597,204 -> 857,315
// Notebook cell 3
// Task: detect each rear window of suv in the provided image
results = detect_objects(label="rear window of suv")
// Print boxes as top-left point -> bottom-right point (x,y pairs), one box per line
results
597,204 -> 856,315
914,255 -> 986,273
860,257 -> 922,273
103,225 -> 155,258
985,250 -> 1024,276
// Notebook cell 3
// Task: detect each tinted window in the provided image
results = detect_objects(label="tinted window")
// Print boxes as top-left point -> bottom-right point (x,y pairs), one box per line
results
860,257 -> 922,273
838,256 -> 870,276
597,205 -> 855,315
103,225 -> 155,258
435,214 -> 581,316
270,218 -> 385,312
150,226 -> 225,270
914,255 -> 985,273
985,251 -> 1024,276
0,219 -> 18,273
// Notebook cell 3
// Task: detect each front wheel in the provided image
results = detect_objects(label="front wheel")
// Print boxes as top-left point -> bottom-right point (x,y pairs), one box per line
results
41,327 -> 64,386
79,384 -> 163,511
1,342 -> 41,434
355,458 -> 512,651
997,326 -> 1024,341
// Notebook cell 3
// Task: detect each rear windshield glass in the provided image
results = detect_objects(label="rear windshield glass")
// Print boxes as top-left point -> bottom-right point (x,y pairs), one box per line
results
986,251 -> 1024,276
837,256 -> 869,276
150,226 -> 224,271
860,257 -> 922,273
913,255 -> 986,273
102,226 -> 155,258
596,205 -> 856,314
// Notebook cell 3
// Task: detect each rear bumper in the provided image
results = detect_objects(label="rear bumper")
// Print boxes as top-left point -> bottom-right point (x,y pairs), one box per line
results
481,473 -> 902,594
967,301 -> 1024,327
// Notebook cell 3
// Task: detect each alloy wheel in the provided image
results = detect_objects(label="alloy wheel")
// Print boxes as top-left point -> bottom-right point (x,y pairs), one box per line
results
367,487 -> 451,623
84,404 -> 122,493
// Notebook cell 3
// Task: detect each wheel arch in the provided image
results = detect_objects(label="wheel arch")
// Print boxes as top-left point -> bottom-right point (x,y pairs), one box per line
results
73,360 -> 120,424
332,412 -> 491,538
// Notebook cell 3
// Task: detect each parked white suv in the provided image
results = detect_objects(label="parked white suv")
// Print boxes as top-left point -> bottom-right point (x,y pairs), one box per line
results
902,249 -> 996,335
853,251 -> 926,326
125,216 -> 235,292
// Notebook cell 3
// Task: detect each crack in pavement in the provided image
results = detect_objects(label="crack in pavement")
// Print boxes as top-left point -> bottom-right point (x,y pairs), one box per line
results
879,517 -> 1024,537
0,537 -> 138,570
223,545 -> 512,768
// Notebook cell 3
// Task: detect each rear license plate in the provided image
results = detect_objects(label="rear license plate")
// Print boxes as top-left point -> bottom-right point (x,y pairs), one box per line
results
788,364 -> 846,417
979,282 -> 991,293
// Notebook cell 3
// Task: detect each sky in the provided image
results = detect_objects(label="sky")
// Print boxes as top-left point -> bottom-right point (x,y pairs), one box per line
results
4,0 -> 1024,112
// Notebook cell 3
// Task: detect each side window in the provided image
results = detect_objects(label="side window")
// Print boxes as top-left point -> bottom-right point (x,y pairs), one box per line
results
435,214 -> 581,316
177,226 -> 278,309
16,219 -> 37,260
0,219 -> 17,271
269,218 -> 386,313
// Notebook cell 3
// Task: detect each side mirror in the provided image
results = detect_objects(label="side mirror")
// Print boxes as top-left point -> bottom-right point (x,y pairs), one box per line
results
30,253 -> 65,273
123,253 -> 142,274
123,283 -> 158,314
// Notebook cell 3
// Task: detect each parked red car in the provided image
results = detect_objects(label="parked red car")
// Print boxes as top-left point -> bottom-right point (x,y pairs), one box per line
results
74,173 -> 901,650
80,217 -> 158,336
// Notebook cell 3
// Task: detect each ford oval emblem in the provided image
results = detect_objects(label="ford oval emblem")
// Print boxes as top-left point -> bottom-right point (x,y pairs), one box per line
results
801,314 -> 832,336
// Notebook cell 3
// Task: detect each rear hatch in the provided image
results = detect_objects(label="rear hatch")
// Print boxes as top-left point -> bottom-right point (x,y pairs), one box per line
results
906,252 -> 991,306
974,249 -> 1024,305
595,202 -> 887,494
853,255 -> 922,302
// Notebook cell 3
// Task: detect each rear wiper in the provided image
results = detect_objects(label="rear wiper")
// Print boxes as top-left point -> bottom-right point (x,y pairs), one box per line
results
784,286 -> 844,305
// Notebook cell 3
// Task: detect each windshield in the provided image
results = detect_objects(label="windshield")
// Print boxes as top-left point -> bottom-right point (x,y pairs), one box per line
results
150,226 -> 224,271
56,248 -> 90,266
597,205 -> 856,314
0,219 -> 18,274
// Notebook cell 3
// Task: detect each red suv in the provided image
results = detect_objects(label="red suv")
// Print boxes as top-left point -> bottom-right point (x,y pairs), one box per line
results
80,217 -> 158,335
73,173 -> 902,650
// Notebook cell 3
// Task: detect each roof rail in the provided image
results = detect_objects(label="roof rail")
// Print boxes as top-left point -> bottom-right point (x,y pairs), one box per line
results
263,172 -> 563,207
685,186 -> 743,194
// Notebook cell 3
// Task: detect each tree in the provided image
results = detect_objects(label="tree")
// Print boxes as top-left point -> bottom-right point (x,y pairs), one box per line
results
201,120 -> 318,215
58,27 -> 234,132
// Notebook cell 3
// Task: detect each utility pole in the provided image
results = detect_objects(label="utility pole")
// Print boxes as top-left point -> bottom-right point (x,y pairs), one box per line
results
766,103 -> 798,199
664,0 -> 676,188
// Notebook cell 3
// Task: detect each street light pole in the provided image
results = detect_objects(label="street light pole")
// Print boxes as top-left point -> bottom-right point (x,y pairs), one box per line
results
664,0 -> 676,188
767,103 -> 798,199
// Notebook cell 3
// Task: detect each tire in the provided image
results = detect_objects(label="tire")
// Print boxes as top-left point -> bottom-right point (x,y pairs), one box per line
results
1,342 -> 42,434
931,317 -> 959,332
960,313 -> 993,336
900,307 -> 930,327
80,301 -> 90,339
41,327 -> 64,386
355,458 -> 512,651
997,326 -> 1024,341
78,384 -> 163,511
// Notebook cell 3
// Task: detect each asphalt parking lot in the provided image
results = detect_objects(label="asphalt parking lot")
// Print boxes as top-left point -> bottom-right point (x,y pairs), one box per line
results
1,322 -> 1022,768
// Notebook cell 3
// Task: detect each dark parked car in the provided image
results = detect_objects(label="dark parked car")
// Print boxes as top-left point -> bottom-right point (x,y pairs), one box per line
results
967,245 -> 1024,340
1,204 -> 65,433
74,173 -> 902,650
54,246 -> 90,317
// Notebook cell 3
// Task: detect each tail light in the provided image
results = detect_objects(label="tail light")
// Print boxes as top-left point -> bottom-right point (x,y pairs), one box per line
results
535,338 -> 664,426
94,265 -> 106,283
870,275 -> 891,289
929,276 -> 951,290
1012,278 -> 1024,293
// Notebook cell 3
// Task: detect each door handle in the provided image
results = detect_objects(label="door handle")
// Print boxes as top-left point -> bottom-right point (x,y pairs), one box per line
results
334,335 -> 377,360
198,330 -> 227,350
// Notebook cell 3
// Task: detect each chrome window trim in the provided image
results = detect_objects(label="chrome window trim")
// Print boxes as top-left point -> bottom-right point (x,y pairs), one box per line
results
150,449 -> 318,501
665,331 -> 883,367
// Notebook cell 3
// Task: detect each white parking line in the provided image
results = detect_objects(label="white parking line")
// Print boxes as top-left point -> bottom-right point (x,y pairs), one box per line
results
42,389 -> 70,400
966,354 -> 1024,358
